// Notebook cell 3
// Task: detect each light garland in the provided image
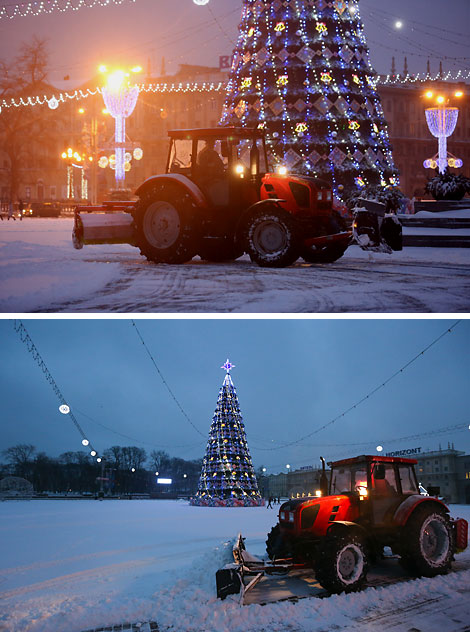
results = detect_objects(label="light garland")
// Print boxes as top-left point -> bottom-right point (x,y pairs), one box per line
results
0,0 -> 135,21
1,73 -> 467,111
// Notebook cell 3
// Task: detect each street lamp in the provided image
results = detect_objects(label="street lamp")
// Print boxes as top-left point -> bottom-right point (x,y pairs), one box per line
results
61,147 -> 91,200
99,65 -> 141,189
423,90 -> 464,173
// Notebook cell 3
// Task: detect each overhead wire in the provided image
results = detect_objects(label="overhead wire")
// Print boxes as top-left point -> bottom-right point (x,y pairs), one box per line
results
252,321 -> 462,451
131,320 -> 207,438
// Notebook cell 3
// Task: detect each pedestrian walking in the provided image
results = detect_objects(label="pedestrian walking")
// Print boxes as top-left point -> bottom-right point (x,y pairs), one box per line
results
267,496 -> 273,508
7,200 -> 16,221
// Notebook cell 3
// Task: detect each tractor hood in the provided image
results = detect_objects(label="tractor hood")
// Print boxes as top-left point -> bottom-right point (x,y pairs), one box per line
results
279,494 -> 359,534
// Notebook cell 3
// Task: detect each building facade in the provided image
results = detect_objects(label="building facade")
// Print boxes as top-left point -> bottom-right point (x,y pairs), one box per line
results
1,66 -> 468,204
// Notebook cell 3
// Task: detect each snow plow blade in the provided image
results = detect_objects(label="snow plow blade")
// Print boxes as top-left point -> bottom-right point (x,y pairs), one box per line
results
72,202 -> 136,249
352,199 -> 403,254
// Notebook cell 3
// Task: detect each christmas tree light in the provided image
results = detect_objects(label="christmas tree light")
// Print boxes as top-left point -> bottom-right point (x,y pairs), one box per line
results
220,0 -> 398,197
191,360 -> 263,508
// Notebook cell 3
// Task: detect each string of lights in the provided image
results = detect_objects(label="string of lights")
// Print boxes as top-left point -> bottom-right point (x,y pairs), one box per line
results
1,69 -> 468,111
0,0 -> 136,21
12,320 -> 100,459
253,320 -> 462,452
131,320 -> 206,438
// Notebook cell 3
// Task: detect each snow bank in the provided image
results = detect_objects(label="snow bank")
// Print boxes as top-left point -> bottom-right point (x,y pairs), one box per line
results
0,500 -> 469,632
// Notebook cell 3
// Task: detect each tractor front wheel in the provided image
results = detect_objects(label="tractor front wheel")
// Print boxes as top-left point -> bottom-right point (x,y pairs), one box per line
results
399,506 -> 453,577
266,525 -> 291,560
315,532 -> 369,594
244,207 -> 300,268
134,185 -> 198,264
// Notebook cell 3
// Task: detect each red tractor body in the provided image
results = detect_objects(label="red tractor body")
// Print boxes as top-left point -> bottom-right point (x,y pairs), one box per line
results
73,128 -> 401,266
267,455 -> 467,594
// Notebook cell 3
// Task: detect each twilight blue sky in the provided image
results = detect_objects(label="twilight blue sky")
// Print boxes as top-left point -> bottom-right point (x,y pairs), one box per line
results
1,318 -> 469,472
0,0 -> 468,87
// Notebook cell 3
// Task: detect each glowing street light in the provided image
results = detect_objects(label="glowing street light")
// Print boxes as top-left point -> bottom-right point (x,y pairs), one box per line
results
100,65 -> 141,188
423,91 -> 464,173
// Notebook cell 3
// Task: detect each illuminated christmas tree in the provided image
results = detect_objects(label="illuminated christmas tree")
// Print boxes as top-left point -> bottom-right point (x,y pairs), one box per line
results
191,360 -> 263,507
221,0 -> 398,197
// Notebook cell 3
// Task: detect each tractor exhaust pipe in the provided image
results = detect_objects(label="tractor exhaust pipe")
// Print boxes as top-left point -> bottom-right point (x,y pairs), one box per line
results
320,457 -> 328,497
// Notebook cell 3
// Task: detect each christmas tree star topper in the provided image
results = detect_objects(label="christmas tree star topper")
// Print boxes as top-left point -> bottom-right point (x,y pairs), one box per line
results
221,359 -> 235,374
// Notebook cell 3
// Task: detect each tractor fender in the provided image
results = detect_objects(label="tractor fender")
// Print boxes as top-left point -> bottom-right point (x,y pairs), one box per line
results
325,520 -> 368,539
393,495 -> 449,527
235,198 -> 287,241
135,174 -> 208,209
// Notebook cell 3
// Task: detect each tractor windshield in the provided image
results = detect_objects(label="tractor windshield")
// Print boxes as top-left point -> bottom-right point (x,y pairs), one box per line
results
168,139 -> 193,173
330,466 -> 368,494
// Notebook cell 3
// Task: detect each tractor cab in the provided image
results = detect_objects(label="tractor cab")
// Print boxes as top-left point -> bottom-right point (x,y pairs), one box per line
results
329,455 -> 420,527
166,127 -> 268,211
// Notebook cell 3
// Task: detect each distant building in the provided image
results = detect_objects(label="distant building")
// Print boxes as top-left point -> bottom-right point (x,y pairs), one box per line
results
261,445 -> 470,504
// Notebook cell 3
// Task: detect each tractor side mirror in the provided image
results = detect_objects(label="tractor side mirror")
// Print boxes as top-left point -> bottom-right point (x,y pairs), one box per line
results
374,463 -> 385,480
250,141 -> 260,176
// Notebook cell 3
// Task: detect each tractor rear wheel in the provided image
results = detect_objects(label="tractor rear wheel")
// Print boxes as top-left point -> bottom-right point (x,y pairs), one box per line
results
244,207 -> 300,268
399,505 -> 453,577
315,531 -> 369,594
133,185 -> 198,264
301,211 -> 348,263
266,525 -> 291,560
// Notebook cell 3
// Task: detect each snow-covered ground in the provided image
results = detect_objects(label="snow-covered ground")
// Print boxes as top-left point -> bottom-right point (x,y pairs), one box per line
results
1,218 -> 469,313
0,500 -> 469,632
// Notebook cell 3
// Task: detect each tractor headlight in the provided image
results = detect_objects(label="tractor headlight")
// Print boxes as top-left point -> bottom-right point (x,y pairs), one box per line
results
277,165 -> 288,175
235,164 -> 244,175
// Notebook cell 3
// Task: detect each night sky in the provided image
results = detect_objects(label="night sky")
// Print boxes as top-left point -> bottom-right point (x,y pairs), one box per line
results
0,0 -> 468,87
1,318 -> 469,472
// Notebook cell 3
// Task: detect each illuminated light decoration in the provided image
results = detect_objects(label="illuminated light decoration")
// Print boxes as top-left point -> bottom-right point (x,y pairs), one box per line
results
98,156 -> 109,169
220,0 -> 398,198
191,361 -> 263,508
295,122 -> 308,134
97,457 -> 102,463
0,0 -> 136,20
389,176 -> 398,185
348,120 -> 361,130
277,75 -> 289,86
48,97 -> 59,110
352,74 -> 360,85
425,106 -> 460,173
133,147 -> 143,160
3,71 -> 470,112
90,450 -> 97,457
81,439 -> 89,446
355,176 -> 366,187
376,445 -> 383,452
101,72 -> 139,185
274,21 -> 286,32
59,404 -> 70,414
193,0 -> 209,5
241,77 -> 253,89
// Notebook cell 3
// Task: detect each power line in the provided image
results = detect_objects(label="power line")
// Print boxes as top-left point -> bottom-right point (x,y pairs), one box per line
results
254,321 -> 462,451
131,320 -> 206,438
12,319 -> 99,456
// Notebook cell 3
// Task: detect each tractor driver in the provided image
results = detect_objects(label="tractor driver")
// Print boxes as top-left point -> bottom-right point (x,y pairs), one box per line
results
197,140 -> 225,178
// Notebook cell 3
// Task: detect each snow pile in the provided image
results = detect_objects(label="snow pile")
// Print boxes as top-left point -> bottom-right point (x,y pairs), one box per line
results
0,500 -> 469,632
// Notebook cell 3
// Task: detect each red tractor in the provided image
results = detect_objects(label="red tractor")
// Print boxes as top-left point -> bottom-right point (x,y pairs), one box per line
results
73,127 -> 402,267
266,455 -> 468,594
